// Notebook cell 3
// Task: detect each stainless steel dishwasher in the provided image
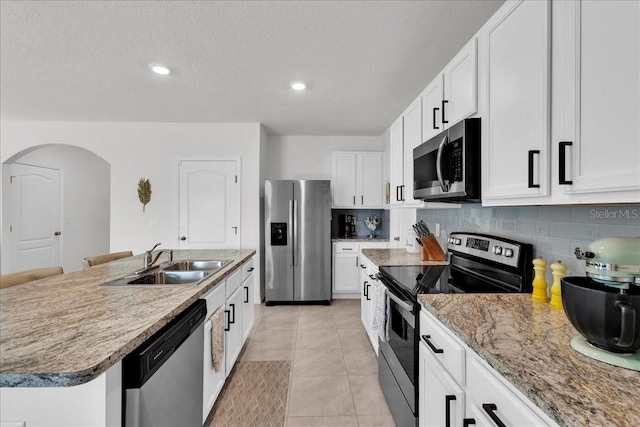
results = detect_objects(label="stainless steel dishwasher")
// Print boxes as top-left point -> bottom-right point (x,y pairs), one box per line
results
123,299 -> 206,427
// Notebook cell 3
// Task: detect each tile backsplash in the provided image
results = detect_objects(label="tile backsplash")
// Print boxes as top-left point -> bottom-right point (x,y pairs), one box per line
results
417,204 -> 640,283
331,209 -> 389,239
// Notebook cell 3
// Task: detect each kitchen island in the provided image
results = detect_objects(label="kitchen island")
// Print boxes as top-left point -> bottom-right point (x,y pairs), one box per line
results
0,248 -> 255,387
419,293 -> 639,427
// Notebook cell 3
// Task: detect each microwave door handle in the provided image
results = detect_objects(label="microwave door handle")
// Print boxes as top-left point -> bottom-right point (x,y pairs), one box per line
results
436,135 -> 450,192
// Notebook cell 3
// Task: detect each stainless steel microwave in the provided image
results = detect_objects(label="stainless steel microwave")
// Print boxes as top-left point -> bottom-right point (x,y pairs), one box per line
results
413,118 -> 480,202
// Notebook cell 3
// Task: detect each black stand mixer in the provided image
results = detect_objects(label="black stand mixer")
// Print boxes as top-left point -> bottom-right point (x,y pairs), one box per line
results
562,237 -> 640,371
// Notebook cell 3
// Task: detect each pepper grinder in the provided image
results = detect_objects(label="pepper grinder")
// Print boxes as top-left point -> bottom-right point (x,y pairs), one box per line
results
531,257 -> 549,303
549,260 -> 567,310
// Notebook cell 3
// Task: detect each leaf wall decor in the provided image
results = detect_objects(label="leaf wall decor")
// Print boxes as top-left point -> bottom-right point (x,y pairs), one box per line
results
137,178 -> 152,212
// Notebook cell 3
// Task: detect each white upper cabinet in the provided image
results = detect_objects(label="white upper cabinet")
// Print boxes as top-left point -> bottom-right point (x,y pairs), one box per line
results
551,0 -> 640,204
389,116 -> 405,206
422,38 -> 478,142
481,0 -> 551,202
482,0 -> 639,206
402,98 -> 424,206
331,151 -> 384,208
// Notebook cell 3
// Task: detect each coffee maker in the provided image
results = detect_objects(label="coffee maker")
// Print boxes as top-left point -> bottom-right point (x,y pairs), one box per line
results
338,214 -> 356,238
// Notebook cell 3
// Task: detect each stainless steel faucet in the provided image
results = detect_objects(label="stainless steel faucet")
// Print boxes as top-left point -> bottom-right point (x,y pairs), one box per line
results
143,243 -> 173,268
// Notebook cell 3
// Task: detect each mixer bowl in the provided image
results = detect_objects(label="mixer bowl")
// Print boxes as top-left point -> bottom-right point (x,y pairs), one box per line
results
561,277 -> 640,353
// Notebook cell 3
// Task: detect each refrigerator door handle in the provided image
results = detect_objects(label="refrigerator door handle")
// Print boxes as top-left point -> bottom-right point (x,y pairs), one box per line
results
293,199 -> 299,266
289,199 -> 294,267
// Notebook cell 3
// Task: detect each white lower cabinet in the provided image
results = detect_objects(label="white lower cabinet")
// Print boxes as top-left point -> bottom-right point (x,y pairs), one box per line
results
202,282 -> 227,423
359,255 -> 382,355
241,258 -> 255,342
224,268 -> 244,376
419,310 -> 558,427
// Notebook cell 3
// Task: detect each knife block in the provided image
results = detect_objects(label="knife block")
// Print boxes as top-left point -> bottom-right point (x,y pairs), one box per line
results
420,235 -> 447,261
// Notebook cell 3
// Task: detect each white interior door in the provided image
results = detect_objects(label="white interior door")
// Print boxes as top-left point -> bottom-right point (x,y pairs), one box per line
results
178,160 -> 240,249
9,163 -> 62,272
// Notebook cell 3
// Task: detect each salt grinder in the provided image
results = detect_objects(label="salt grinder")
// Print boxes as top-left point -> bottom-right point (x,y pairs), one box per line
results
549,260 -> 566,310
531,257 -> 549,303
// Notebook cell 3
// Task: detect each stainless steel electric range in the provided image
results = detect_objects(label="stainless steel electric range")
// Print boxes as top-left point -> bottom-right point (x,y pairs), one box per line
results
376,232 -> 533,427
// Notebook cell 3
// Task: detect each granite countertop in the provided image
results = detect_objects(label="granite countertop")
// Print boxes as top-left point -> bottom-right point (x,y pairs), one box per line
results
419,293 -> 640,427
0,249 -> 255,388
361,248 -> 449,266
332,238 -> 390,243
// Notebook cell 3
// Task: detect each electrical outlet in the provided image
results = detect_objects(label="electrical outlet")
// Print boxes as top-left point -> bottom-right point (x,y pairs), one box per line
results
435,223 -> 441,237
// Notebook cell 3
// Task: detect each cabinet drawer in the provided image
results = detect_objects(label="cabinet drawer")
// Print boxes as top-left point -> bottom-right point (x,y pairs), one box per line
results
225,268 -> 242,299
242,258 -> 255,282
466,355 -> 550,426
334,242 -> 360,253
420,311 -> 465,385
202,282 -> 226,317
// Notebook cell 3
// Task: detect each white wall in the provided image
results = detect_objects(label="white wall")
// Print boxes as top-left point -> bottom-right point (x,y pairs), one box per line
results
265,135 -> 384,180
0,122 -> 262,279
3,145 -> 110,272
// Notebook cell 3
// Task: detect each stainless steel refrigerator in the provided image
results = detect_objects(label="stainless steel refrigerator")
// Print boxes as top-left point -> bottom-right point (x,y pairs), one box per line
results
264,180 -> 331,305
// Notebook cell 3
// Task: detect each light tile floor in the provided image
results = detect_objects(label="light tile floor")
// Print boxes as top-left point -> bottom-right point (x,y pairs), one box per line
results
240,299 -> 396,427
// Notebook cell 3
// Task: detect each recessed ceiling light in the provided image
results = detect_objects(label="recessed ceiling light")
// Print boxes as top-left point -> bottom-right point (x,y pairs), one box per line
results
290,81 -> 306,91
149,63 -> 172,76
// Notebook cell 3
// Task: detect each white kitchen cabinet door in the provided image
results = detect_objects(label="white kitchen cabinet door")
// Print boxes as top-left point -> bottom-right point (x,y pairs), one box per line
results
419,340 -> 465,427
553,0 -> 640,203
357,152 -> 384,207
241,263 -> 255,342
333,254 -> 360,293
224,286 -> 243,376
202,283 -> 226,424
443,37 -> 478,127
360,267 -> 371,330
332,152 -> 358,207
367,278 -> 379,355
422,74 -> 445,142
389,116 -> 405,206
481,0 -> 551,202
402,97 -> 424,207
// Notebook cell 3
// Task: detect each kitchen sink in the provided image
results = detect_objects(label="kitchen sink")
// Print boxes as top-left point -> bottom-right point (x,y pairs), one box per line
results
161,260 -> 230,272
101,270 -> 211,287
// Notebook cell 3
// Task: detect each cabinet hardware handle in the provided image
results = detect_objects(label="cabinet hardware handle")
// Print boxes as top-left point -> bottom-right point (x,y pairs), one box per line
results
230,303 -> 236,324
54,231 -> 62,236
559,141 -> 573,185
463,418 -> 476,427
232,226 -> 238,235
400,185 -> 405,201
528,150 -> 540,188
366,283 -> 371,301
180,236 -> 187,241
364,281 -> 369,298
445,395 -> 456,427
343,248 -> 353,250
396,185 -> 402,202
353,195 -> 356,205
482,403 -> 506,427
356,256 -> 359,266
422,334 -> 444,353
360,264 -> 367,269
394,236 -> 400,241
442,100 -> 449,125
361,195 -> 364,205
244,286 -> 249,303
433,107 -> 440,130
247,267 -> 254,272
224,310 -> 231,331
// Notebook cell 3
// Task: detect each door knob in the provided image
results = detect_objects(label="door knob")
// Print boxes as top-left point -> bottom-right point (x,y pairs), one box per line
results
54,231 -> 61,236
180,236 -> 186,241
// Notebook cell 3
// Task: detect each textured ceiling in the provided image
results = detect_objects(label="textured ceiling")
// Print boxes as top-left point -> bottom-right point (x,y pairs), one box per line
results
0,1 -> 504,135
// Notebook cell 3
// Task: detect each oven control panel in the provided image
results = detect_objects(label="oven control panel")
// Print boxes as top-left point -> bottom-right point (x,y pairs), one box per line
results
447,233 -> 521,268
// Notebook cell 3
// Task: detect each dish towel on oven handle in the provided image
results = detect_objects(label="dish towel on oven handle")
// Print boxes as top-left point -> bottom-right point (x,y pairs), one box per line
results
209,307 -> 225,372
372,285 -> 389,342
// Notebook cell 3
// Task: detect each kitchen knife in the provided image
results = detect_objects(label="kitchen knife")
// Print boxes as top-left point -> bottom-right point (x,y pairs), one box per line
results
418,220 -> 431,236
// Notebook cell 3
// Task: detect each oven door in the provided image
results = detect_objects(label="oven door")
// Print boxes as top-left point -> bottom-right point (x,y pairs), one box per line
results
386,290 -> 418,384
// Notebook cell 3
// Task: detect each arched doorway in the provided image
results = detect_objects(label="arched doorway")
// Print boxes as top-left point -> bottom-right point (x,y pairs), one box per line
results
2,144 -> 110,273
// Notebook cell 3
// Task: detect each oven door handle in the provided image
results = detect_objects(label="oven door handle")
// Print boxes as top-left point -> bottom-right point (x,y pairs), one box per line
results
384,286 -> 414,313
